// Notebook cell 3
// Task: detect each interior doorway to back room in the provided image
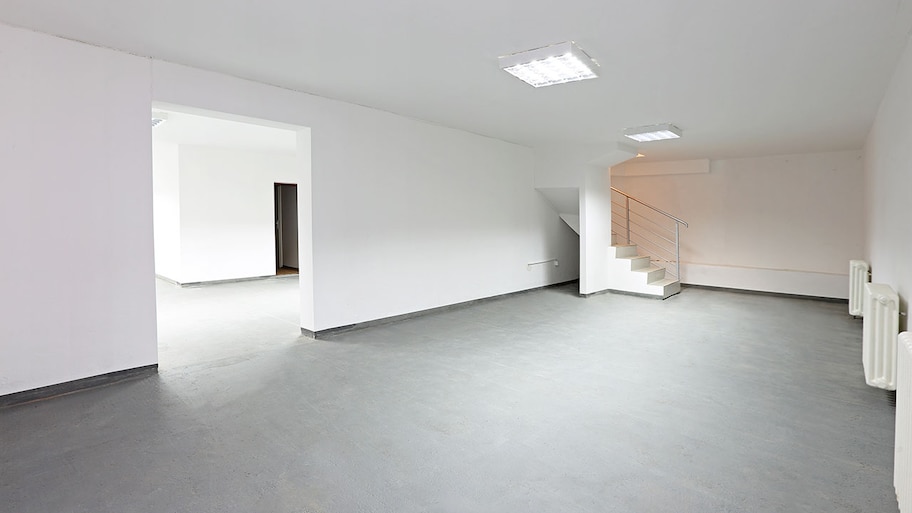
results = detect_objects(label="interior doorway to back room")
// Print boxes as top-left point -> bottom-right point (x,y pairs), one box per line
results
275,183 -> 299,276
151,104 -> 309,370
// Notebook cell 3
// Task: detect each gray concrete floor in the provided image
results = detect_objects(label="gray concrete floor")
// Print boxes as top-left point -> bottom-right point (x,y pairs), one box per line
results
0,279 -> 898,512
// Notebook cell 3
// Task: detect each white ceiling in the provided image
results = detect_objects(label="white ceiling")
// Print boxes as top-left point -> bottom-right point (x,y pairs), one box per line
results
3,0 -> 912,161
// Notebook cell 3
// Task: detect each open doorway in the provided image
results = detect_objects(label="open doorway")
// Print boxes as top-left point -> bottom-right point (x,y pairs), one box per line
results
151,104 -> 310,370
275,183 -> 299,275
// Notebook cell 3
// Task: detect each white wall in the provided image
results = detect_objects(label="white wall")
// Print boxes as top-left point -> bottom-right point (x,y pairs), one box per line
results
309,113 -> 579,329
0,24 -> 157,395
295,130 -> 316,330
612,151 -> 864,298
580,168 -> 612,294
151,61 -> 579,331
152,141 -> 181,280
177,145 -> 297,283
865,36 -> 912,329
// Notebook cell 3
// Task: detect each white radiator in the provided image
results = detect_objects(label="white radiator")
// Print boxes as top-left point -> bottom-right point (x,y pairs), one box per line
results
862,283 -> 899,390
849,260 -> 870,316
896,332 -> 912,512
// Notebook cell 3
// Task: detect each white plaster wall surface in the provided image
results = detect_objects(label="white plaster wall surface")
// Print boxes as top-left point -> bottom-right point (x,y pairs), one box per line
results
580,168 -> 612,295
150,61 -> 579,331
0,24 -> 157,395
865,36 -> 912,327
152,141 -> 181,281
612,151 -> 864,298
295,130 -> 316,331
178,145 -> 297,283
310,113 -> 579,329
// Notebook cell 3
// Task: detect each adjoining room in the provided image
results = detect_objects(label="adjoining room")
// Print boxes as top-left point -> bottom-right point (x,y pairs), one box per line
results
150,106 -> 307,368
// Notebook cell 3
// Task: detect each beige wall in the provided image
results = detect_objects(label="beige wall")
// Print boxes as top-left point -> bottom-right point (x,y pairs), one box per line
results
865,36 -> 912,330
612,150 -> 864,298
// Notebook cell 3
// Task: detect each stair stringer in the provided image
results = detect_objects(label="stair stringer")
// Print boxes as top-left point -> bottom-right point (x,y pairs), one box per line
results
558,214 -> 580,234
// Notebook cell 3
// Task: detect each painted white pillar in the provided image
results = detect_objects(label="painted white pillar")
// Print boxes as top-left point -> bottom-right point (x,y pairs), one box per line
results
296,129 -> 317,332
579,165 -> 613,295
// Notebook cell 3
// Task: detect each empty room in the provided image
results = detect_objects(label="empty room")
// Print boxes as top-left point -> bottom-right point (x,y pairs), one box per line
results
2,1 -> 912,512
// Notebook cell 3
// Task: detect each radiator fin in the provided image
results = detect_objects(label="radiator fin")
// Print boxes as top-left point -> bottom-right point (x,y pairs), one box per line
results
896,332 -> 912,512
849,260 -> 869,316
862,283 -> 899,390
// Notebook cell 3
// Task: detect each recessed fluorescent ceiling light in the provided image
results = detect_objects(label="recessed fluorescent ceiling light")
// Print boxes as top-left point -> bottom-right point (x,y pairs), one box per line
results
623,123 -> 682,142
499,41 -> 599,88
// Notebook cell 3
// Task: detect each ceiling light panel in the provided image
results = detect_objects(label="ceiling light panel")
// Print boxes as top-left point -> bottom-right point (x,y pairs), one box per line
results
499,41 -> 599,88
623,123 -> 682,142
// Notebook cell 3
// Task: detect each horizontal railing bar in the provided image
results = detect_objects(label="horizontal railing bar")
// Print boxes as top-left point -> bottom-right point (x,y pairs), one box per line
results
611,208 -> 629,215
627,250 -> 679,278
611,187 -> 688,227
627,235 -> 676,261
628,230 -> 673,251
632,245 -> 675,264
627,234 -> 674,258
627,236 -> 675,261
631,244 -> 675,261
628,220 -> 677,246
628,210 -> 677,236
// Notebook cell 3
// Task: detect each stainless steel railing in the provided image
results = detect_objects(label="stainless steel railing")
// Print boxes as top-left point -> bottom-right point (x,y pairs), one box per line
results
610,187 -> 688,280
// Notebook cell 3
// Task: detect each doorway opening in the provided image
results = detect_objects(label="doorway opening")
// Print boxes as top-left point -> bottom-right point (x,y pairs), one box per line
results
275,183 -> 299,276
150,103 -> 311,370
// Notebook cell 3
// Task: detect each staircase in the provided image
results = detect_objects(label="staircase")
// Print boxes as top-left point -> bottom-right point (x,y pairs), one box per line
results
543,184 -> 687,299
609,187 -> 688,299
607,243 -> 681,298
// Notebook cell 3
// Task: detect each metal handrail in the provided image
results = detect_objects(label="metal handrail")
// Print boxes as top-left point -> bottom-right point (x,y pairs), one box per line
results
611,187 -> 688,280
610,187 -> 689,228
614,204 -> 678,238
628,219 -> 676,246
628,210 -> 678,237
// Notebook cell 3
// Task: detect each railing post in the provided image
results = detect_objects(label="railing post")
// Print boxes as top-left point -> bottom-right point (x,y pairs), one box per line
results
625,196 -> 630,244
675,222 -> 681,281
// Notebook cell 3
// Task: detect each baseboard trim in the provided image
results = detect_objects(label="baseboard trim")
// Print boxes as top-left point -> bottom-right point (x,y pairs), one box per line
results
594,289 -> 679,300
0,365 -> 159,409
681,283 -> 849,303
579,288 -> 611,298
302,279 -> 580,339
155,274 -> 181,286
157,274 -> 299,288
679,263 -> 847,299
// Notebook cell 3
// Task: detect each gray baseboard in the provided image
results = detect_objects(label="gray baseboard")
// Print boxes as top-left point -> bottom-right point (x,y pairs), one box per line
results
585,288 -> 679,300
303,279 -> 580,339
156,273 -> 299,288
0,365 -> 158,409
681,283 -> 849,303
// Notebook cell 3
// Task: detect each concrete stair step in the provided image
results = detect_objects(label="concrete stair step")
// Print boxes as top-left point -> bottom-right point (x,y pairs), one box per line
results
632,265 -> 665,282
608,243 -> 681,299
611,244 -> 638,258
616,255 -> 651,270
649,277 -> 681,298
647,277 -> 678,287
